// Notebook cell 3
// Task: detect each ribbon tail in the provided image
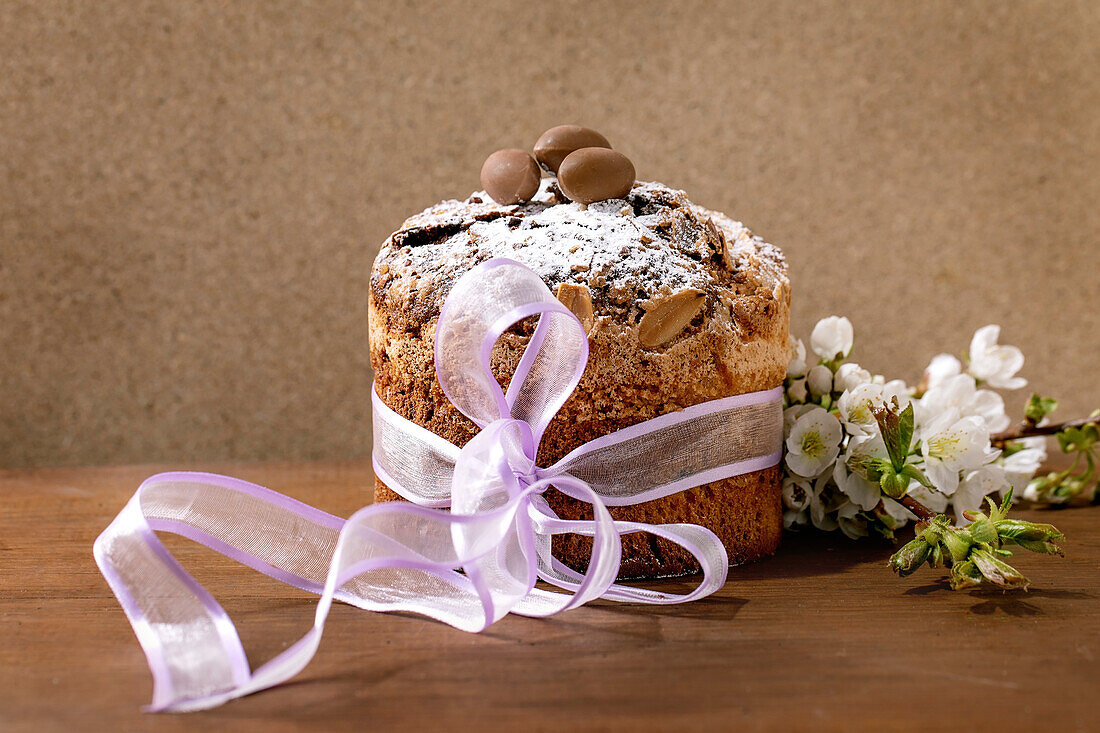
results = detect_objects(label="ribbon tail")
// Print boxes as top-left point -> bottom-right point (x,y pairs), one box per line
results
94,471 -> 537,711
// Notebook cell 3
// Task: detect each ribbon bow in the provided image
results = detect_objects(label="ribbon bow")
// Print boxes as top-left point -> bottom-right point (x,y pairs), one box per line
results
94,258 -> 782,712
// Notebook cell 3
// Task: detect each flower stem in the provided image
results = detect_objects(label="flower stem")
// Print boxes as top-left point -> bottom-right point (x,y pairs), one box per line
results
991,416 -> 1097,448
900,495 -> 938,521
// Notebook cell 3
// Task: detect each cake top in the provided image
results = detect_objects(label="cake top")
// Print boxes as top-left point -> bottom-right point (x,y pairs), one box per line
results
371,177 -> 788,335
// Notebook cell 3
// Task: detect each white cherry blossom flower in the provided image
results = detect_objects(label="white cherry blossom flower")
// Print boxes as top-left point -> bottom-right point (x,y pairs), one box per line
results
837,501 -> 869,539
882,379 -> 911,406
1005,437 -> 1047,499
919,412 -> 997,495
809,486 -> 840,531
810,316 -> 854,361
922,353 -> 962,391
836,382 -> 911,437
968,389 -> 1011,433
836,432 -> 892,510
807,364 -> 834,397
834,362 -> 872,393
787,336 -> 808,378
917,374 -> 1010,435
916,374 -> 970,426
785,408 -> 843,478
953,464 -> 1008,524
782,475 -> 812,511
784,403 -> 817,438
784,507 -> 810,530
837,383 -> 886,436
833,453 -> 881,511
967,325 -> 1026,390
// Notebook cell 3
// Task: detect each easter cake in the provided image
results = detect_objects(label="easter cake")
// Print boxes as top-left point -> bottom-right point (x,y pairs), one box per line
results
369,127 -> 791,578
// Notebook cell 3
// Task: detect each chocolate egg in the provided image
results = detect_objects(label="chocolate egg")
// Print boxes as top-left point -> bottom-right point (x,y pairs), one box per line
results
557,148 -> 636,204
533,125 -> 611,173
480,149 -> 541,205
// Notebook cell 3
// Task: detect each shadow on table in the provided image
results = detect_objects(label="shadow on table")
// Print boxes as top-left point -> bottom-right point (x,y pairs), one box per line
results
588,592 -> 750,621
733,528 -> 895,580
903,578 -> 1095,616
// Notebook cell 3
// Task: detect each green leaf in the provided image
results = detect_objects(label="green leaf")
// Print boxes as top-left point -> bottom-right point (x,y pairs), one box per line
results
968,517 -> 998,546
898,402 -> 915,455
970,549 -> 1031,590
1058,425 -> 1099,454
900,464 -> 933,489
1024,394 -> 1059,425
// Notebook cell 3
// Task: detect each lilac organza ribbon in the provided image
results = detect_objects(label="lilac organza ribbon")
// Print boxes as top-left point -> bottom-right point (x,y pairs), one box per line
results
94,258 -> 783,712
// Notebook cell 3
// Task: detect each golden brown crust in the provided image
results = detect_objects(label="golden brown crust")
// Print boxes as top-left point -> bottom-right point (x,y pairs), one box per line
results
369,179 -> 791,578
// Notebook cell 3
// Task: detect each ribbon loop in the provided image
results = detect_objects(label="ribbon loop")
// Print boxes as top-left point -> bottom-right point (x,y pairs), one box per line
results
95,257 -> 784,712
435,259 -> 588,441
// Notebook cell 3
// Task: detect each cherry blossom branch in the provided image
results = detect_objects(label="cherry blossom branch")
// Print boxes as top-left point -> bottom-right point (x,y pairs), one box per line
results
991,416 -> 1097,448
900,495 -> 937,521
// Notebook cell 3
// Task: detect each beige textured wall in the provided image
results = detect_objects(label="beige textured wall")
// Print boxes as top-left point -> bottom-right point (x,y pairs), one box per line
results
1,1 -> 1097,468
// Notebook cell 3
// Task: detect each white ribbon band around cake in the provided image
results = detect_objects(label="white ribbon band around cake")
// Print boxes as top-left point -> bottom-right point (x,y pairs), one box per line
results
93,258 -> 783,712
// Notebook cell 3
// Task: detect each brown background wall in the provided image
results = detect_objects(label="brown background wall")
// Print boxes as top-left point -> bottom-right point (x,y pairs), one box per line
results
1,1 -> 1097,469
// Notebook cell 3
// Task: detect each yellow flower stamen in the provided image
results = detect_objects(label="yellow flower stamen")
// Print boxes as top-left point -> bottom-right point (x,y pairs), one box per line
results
800,430 -> 825,458
928,430 -> 961,460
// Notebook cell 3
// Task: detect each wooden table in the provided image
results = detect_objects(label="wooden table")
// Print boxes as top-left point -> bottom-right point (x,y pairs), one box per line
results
3,460 -> 1098,731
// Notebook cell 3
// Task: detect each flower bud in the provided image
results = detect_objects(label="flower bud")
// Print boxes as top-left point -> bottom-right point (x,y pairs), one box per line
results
995,519 -> 1065,555
940,528 -> 974,563
994,519 -> 1061,543
889,538 -> 932,577
787,378 -> 808,403
810,316 -> 854,361
834,362 -> 872,393
807,365 -> 834,397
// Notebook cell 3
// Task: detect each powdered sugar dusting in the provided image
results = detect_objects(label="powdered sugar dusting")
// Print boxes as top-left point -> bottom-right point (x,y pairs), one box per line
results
373,178 -> 787,323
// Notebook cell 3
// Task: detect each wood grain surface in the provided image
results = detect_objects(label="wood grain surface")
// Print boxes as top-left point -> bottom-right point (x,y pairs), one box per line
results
2,460 -> 1098,732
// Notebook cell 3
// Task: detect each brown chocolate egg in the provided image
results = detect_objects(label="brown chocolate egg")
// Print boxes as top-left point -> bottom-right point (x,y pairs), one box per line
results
557,148 -> 636,204
533,125 -> 611,173
480,149 -> 541,205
